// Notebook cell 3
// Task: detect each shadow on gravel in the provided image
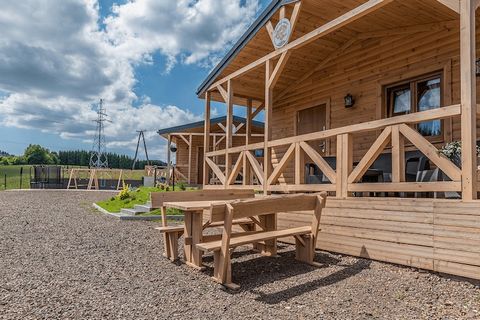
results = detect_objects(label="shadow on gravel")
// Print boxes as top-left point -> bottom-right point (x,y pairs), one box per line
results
252,258 -> 372,304
200,244 -> 352,293
249,246 -> 372,304
438,273 -> 480,288
203,245 -> 372,303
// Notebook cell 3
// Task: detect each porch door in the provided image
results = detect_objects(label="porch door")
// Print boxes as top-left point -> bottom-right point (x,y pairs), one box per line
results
197,147 -> 204,185
296,104 -> 327,155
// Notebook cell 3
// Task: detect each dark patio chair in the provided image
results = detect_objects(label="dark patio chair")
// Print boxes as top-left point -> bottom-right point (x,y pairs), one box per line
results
416,168 -> 440,198
305,157 -> 336,184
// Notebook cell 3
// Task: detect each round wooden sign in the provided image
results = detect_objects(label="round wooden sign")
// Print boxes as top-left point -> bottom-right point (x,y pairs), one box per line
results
273,18 -> 291,49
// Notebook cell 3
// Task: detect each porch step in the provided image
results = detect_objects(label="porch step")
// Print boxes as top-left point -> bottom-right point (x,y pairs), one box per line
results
134,204 -> 152,213
120,203 -> 153,216
120,208 -> 138,216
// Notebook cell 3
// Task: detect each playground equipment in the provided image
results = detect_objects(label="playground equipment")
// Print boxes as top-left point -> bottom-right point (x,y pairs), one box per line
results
67,168 -> 124,190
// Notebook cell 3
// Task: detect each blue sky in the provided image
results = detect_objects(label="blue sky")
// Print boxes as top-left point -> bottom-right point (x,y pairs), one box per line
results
0,0 -> 270,160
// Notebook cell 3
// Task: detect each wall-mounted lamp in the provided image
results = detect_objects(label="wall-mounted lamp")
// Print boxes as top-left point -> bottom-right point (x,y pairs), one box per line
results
344,94 -> 355,108
476,59 -> 480,77
169,144 -> 178,153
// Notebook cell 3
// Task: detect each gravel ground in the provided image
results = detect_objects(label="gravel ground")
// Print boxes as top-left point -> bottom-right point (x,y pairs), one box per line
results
0,190 -> 479,320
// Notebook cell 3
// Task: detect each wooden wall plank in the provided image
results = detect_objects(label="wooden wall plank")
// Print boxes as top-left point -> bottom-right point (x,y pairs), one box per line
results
276,197 -> 480,280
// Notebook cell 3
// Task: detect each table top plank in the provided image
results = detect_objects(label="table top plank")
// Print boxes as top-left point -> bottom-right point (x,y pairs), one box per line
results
164,200 -> 230,211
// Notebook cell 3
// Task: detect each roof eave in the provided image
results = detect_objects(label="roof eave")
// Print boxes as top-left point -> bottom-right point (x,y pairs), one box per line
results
196,0 -> 300,97
157,116 -> 264,136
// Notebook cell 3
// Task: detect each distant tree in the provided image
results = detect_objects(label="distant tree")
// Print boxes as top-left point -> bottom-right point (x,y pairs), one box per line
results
6,156 -> 26,165
0,150 -> 11,157
23,144 -> 57,165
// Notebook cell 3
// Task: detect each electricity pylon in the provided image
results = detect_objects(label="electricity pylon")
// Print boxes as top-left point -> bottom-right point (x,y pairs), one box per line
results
132,130 -> 150,170
89,99 -> 109,168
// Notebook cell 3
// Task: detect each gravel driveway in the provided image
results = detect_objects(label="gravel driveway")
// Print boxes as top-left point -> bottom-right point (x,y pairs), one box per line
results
0,190 -> 479,319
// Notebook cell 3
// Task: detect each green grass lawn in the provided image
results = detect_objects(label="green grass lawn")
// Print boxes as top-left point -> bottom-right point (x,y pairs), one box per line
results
0,165 -> 157,191
96,186 -> 191,214
0,165 -> 32,190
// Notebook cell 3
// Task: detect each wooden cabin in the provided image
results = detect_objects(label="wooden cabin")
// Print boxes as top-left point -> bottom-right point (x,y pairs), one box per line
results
197,0 -> 480,280
158,116 -> 264,185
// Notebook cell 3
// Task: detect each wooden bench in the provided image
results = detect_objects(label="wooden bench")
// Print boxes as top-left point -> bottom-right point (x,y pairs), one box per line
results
196,192 -> 328,289
151,189 -> 256,261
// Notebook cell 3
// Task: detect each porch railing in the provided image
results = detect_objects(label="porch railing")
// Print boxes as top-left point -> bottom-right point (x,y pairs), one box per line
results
204,104 -> 464,196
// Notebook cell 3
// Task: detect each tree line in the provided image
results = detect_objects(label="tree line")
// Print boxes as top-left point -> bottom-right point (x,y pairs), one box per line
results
58,150 -> 166,169
0,145 -> 165,169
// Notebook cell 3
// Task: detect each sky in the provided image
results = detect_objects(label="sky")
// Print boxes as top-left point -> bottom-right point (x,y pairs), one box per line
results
0,0 -> 270,161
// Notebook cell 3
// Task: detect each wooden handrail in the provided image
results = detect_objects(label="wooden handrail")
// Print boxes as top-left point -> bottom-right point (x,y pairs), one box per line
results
204,104 -> 463,193
268,104 -> 460,148
206,142 -> 265,157
207,104 -> 460,157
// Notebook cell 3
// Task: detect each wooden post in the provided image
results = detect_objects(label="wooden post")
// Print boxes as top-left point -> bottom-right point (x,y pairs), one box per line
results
225,80 -> 234,189
203,92 -> 211,186
167,134 -> 172,183
188,134 -> 192,184
336,134 -> 353,198
391,125 -> 405,183
246,98 -> 253,146
244,98 -> 253,185
295,142 -> 303,185
264,60 -> 273,195
460,0 -> 477,200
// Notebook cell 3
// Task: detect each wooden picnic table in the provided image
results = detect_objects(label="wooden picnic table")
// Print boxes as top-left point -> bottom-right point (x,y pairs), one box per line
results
164,200 -> 277,269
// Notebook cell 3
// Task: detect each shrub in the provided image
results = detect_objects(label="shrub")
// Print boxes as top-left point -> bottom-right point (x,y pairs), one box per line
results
118,184 -> 131,200
178,182 -> 187,191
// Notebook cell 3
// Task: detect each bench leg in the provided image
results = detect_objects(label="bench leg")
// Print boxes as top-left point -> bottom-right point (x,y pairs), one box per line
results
239,223 -> 261,252
213,250 -> 239,290
163,232 -> 180,261
295,234 -> 320,267
258,214 -> 277,257
163,233 -> 171,259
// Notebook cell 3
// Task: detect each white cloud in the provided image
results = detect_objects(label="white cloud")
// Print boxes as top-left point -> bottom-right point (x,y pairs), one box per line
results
104,0 -> 259,71
0,0 -> 259,160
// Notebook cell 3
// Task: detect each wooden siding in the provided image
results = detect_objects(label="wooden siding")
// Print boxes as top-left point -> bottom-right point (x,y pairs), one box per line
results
277,197 -> 480,280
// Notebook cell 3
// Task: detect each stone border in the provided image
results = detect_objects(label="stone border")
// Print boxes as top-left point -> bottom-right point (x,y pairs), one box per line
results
92,203 -> 184,221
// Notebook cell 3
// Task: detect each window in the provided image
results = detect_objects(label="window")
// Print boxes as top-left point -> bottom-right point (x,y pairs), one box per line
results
386,74 -> 442,138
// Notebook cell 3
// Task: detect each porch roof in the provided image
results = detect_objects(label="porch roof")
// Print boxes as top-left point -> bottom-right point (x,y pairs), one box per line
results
196,0 -> 299,97
157,116 -> 264,136
196,0 -> 458,106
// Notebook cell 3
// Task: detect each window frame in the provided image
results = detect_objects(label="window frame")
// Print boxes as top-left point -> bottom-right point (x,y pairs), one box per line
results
384,72 -> 444,143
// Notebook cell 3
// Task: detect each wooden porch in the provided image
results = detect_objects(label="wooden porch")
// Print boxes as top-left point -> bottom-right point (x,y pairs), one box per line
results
195,0 -> 480,280
199,0 -> 480,200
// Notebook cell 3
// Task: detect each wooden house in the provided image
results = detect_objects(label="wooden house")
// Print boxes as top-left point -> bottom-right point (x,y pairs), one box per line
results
158,116 -> 264,185
197,0 -> 480,280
